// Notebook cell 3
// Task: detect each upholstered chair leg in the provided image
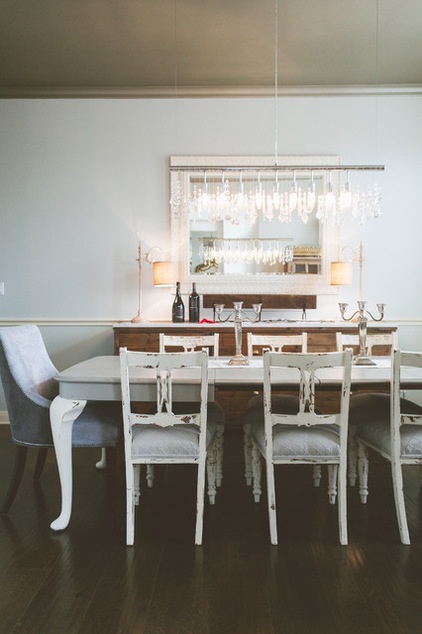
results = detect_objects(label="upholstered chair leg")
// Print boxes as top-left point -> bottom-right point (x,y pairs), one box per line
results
327,465 -> 338,504
134,465 -> 141,505
206,441 -> 217,505
357,441 -> 369,503
1,445 -> 28,515
347,423 -> 358,486
243,424 -> 253,486
95,448 -> 107,470
265,459 -> 278,545
194,457 -> 206,546
126,464 -> 136,546
33,448 -> 48,480
391,458 -> 410,545
313,465 -> 322,487
338,456 -> 348,546
216,424 -> 224,487
251,442 -> 262,503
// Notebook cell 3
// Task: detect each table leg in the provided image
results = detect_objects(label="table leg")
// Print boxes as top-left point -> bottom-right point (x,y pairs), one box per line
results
49,396 -> 87,531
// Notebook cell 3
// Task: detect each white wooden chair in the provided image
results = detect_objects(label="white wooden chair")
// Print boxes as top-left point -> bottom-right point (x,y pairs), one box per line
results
249,349 -> 352,545
356,349 -> 422,544
337,331 -> 398,486
247,332 -> 308,357
335,331 -> 398,357
160,333 -> 220,358
243,332 -> 308,486
119,348 -> 218,546
159,332 -> 224,487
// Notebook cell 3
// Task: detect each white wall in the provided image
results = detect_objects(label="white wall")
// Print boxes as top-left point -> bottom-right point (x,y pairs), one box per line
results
1,94 -> 421,408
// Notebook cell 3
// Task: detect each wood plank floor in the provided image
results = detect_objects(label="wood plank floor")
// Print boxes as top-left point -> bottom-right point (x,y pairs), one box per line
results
1,425 -> 422,634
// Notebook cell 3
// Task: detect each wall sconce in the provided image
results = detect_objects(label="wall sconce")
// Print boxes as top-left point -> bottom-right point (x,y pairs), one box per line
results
330,241 -> 364,300
132,242 -> 174,323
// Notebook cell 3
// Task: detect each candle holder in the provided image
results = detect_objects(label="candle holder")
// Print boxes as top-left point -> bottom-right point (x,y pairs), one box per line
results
339,300 -> 386,365
213,302 -> 263,365
228,302 -> 249,365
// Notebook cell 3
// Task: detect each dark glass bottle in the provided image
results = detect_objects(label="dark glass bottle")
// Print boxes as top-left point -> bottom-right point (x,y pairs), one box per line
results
189,283 -> 200,323
172,281 -> 185,323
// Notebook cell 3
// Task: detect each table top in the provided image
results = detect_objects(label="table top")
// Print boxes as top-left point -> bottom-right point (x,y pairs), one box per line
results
55,355 -> 422,401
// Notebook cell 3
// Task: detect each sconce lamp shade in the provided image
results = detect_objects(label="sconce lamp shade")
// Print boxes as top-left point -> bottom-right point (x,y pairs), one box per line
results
330,261 -> 353,286
153,261 -> 174,286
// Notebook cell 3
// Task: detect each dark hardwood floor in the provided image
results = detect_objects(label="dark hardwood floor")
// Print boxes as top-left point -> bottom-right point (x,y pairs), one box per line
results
1,424 -> 422,634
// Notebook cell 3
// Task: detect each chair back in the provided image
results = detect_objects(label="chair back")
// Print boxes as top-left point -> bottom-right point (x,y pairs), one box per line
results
336,331 -> 397,356
247,332 -> 307,357
120,348 -> 209,448
391,349 -> 422,459
0,325 -> 58,446
263,349 -> 352,459
159,333 -> 219,358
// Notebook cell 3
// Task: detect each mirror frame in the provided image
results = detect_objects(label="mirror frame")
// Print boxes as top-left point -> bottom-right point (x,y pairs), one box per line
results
170,155 -> 340,295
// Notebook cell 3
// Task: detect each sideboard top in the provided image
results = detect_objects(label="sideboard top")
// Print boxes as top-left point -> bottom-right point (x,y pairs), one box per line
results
113,321 -> 398,332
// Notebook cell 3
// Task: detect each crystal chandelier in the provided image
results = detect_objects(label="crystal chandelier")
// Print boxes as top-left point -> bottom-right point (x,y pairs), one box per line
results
170,164 -> 384,227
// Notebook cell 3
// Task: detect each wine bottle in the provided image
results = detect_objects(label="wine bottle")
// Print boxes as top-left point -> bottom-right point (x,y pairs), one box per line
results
172,281 -> 185,323
189,282 -> 200,323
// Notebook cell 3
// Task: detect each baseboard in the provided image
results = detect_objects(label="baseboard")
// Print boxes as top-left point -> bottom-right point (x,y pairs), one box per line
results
0,411 -> 9,425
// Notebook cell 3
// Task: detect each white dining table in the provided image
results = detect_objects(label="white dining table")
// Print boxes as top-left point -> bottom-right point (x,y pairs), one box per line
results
49,354 -> 422,531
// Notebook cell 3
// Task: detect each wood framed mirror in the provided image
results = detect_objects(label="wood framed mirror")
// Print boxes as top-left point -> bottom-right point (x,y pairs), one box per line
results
170,155 -> 340,295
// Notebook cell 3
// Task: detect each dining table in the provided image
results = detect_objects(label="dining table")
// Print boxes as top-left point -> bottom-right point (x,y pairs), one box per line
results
49,354 -> 422,531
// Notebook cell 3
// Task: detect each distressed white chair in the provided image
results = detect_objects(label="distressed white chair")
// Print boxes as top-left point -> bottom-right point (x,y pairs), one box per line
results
335,331 -> 398,357
249,349 -> 352,545
336,331 -> 398,486
243,332 -> 308,486
160,333 -> 220,358
355,349 -> 422,545
120,348 -> 218,546
159,332 -> 224,487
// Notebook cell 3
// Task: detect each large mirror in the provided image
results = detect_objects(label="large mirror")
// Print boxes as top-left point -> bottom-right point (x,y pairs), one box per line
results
170,155 -> 340,295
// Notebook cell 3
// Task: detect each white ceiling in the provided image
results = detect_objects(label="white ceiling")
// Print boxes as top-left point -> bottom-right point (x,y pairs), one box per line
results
1,0 -> 422,98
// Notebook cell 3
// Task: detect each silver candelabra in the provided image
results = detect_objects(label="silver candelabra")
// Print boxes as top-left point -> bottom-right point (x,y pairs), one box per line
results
214,302 -> 262,366
339,300 -> 386,365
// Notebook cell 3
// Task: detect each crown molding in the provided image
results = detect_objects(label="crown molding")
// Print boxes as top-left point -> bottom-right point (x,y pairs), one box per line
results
1,84 -> 422,99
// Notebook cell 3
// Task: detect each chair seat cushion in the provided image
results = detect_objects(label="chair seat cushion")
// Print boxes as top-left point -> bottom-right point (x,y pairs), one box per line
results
72,402 -> 122,448
243,394 -> 300,426
251,422 -> 340,459
131,419 -> 217,460
353,392 -> 422,458
350,392 -> 422,425
357,420 -> 422,459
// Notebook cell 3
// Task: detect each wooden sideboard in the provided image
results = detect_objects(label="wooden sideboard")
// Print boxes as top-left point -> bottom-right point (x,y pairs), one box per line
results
114,321 -> 397,356
114,321 -> 398,425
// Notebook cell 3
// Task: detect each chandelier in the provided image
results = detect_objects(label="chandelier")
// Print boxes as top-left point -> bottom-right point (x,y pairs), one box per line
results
170,164 -> 384,227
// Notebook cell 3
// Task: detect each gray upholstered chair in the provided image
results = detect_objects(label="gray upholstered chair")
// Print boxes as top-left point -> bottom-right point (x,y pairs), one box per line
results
0,324 -> 121,515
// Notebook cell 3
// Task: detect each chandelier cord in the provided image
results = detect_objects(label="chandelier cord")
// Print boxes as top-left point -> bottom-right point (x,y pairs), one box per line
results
274,0 -> 279,166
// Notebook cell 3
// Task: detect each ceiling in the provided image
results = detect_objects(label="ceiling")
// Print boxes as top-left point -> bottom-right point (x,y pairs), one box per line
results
1,0 -> 422,98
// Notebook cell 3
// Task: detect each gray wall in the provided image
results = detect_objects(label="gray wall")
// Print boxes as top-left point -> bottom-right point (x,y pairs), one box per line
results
1,94 -> 422,409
